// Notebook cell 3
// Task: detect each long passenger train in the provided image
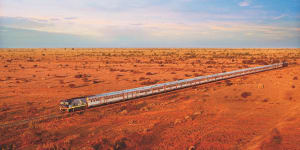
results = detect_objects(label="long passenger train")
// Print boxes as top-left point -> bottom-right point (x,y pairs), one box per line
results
60,62 -> 288,112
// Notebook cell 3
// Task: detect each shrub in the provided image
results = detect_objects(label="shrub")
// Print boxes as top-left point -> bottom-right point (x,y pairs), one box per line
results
27,58 -> 34,62
74,74 -> 82,78
173,77 -> 183,81
93,80 -> 102,84
28,121 -> 38,130
83,77 -> 90,82
0,143 -> 16,150
242,59 -> 254,64
206,60 -> 216,64
271,59 -> 280,63
241,92 -> 252,98
135,101 -> 147,110
36,142 -> 59,150
92,143 -> 102,150
194,73 -> 201,77
225,80 -> 233,86
75,74 -> 91,78
139,77 -> 148,81
167,94 -> 179,100
113,138 -> 127,150
140,80 -> 159,85
185,74 -> 192,77
255,60 -> 269,65
0,103 -> 9,111
69,84 -> 76,88
146,72 -> 155,75
63,134 -> 80,144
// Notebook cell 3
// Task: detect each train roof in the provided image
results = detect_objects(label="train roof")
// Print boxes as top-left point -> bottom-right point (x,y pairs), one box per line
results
61,95 -> 95,101
87,63 -> 282,99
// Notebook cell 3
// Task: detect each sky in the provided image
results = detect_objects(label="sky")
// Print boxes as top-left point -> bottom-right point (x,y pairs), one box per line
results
0,0 -> 299,48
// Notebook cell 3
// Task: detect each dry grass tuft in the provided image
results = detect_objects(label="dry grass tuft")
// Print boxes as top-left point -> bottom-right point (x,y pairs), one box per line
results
241,92 -> 252,98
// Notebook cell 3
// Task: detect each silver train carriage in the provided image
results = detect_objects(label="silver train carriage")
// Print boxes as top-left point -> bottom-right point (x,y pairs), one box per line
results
59,62 -> 288,112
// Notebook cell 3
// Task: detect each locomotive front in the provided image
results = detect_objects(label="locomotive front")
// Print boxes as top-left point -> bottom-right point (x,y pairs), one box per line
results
59,100 -> 72,111
60,97 -> 88,112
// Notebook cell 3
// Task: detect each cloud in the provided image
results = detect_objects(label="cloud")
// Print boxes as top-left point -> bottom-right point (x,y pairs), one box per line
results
252,5 -> 263,9
0,16 -> 52,29
1,15 -> 299,43
64,17 -> 77,20
239,0 -> 251,7
0,26 -> 102,48
50,18 -> 60,21
1,0 -> 300,47
131,23 -> 144,26
272,14 -> 287,20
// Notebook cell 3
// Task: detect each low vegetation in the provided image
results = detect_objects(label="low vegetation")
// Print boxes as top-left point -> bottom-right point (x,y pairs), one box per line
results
241,92 -> 252,98
0,48 -> 299,149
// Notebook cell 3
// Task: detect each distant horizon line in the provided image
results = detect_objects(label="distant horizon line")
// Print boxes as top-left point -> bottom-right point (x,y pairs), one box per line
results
0,47 -> 299,49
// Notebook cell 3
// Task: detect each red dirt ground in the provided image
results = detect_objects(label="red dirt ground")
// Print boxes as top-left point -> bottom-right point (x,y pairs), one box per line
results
0,48 -> 299,150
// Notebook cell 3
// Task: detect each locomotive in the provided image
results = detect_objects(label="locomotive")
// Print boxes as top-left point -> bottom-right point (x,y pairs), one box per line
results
60,96 -> 88,112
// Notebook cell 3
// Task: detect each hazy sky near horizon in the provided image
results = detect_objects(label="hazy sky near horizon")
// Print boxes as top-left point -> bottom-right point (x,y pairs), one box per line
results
0,0 -> 299,48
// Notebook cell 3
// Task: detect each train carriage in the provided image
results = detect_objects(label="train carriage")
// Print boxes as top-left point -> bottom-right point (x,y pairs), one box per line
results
59,62 -> 288,112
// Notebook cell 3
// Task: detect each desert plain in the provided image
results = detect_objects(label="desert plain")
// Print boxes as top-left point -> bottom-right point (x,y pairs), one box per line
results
0,48 -> 299,150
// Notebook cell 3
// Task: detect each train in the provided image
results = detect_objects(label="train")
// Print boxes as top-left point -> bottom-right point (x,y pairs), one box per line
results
60,62 -> 288,112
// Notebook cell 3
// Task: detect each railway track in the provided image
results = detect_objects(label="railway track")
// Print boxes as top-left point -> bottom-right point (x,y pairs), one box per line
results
0,110 -> 85,128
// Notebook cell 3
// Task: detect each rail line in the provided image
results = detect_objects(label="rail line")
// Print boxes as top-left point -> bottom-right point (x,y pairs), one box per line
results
1,62 -> 288,128
0,110 -> 87,128
0,113 -> 63,128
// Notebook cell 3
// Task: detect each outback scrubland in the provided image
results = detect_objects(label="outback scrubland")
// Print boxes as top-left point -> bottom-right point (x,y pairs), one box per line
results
0,48 -> 299,150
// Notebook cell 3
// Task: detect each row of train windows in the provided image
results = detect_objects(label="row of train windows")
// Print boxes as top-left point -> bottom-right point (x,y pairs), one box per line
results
89,70 -> 276,102
89,99 -> 100,102
88,69 -> 277,102
88,74 -> 253,102
90,96 -> 124,101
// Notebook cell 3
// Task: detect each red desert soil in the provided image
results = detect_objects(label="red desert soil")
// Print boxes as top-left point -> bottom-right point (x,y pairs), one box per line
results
0,48 -> 299,150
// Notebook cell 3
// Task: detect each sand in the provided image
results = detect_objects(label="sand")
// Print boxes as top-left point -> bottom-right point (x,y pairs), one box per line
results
0,48 -> 299,149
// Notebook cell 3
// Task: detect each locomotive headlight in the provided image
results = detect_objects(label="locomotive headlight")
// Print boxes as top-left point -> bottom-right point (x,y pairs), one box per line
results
60,102 -> 69,105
